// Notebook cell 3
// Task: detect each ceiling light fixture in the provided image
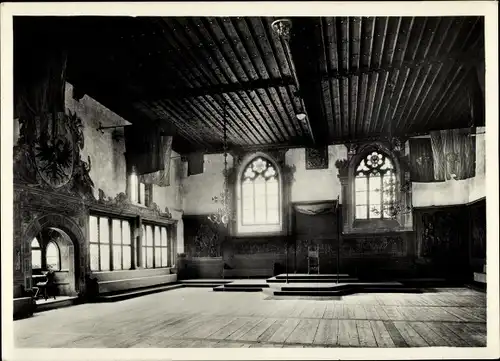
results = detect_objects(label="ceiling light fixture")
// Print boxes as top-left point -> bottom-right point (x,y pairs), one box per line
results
271,18 -> 292,40
296,113 -> 307,121
272,18 -> 315,144
208,101 -> 233,227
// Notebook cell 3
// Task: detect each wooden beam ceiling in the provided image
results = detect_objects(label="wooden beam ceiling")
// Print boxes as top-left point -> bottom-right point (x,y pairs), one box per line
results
15,16 -> 485,155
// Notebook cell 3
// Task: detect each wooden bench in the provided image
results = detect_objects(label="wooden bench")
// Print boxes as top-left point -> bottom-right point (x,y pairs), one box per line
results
223,268 -> 273,279
92,268 -> 176,295
223,254 -> 284,279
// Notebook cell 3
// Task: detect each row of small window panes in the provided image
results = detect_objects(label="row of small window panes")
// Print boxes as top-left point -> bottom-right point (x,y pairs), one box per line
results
89,215 -> 132,271
141,224 -> 170,269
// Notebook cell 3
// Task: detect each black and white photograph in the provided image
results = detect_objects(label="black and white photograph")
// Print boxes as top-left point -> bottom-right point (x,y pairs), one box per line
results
1,2 -> 498,360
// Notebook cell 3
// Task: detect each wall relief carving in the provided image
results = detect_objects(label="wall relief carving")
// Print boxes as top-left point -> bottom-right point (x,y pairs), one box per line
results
94,189 -> 173,220
335,159 -> 349,178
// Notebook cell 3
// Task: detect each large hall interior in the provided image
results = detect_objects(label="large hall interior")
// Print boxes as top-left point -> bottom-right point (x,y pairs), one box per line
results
10,14 -> 489,349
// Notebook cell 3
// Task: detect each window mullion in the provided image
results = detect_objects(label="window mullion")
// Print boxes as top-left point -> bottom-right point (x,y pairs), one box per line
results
264,179 -> 268,224
253,180 -> 256,223
97,217 -> 101,271
366,176 -> 370,220
380,173 -> 384,219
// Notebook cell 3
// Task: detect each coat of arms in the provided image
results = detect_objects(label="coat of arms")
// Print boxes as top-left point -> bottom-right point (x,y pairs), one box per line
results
33,113 -> 75,188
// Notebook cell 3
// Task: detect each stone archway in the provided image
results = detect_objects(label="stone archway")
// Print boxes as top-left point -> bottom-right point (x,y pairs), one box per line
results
23,214 -> 86,295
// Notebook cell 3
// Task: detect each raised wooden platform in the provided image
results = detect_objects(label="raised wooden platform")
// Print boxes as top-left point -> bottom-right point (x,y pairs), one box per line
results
214,279 -> 270,292
35,296 -> 78,312
213,274 -> 435,296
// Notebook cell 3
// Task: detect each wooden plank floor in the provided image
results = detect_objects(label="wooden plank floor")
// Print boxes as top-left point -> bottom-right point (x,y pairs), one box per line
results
14,287 -> 486,348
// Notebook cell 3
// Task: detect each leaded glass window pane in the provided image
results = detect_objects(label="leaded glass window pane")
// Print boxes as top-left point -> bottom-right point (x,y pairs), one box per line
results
161,227 -> 168,247
100,244 -> 110,271
99,218 -> 109,244
89,216 -> 98,242
354,151 -> 396,220
146,248 -> 154,269
240,156 -> 280,226
146,226 -> 153,246
122,222 -> 131,245
154,227 -> 161,246
161,248 -> 168,267
46,242 -> 60,270
122,247 -> 131,270
112,219 -> 122,245
113,245 -> 122,270
155,248 -> 161,268
90,244 -> 99,271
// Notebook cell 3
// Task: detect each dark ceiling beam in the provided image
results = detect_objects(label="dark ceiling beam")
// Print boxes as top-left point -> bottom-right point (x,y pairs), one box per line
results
288,17 -> 329,146
132,77 -> 296,102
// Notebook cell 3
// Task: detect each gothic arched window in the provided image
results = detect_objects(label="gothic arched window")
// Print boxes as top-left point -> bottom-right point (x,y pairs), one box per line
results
237,156 -> 282,234
355,151 -> 396,219
46,241 -> 60,270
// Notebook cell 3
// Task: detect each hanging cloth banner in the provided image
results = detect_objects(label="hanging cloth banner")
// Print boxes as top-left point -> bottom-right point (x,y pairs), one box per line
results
139,135 -> 173,187
187,152 -> 205,176
294,201 -> 338,215
125,123 -> 173,186
409,138 -> 435,182
14,30 -> 67,121
430,128 -> 476,181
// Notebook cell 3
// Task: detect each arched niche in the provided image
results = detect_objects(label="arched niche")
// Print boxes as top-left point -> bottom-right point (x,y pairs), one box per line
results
23,214 -> 86,296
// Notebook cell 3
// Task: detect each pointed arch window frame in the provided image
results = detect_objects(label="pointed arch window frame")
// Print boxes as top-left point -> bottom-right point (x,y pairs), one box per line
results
236,153 -> 284,236
339,142 -> 413,234
354,151 -> 397,220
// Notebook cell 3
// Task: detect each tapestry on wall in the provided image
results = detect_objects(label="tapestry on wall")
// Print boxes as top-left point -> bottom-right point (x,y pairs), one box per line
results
418,210 -> 464,258
341,236 -> 406,257
409,138 -> 435,182
305,147 -> 329,170
430,128 -> 476,181
187,152 -> 205,176
192,224 -> 221,257
470,201 -> 486,259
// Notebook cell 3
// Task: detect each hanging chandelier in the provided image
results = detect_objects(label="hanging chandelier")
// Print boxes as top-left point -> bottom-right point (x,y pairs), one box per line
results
207,101 -> 233,226
371,80 -> 413,219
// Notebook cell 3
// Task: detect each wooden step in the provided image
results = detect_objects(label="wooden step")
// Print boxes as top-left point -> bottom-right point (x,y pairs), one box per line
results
36,296 -> 78,312
97,284 -> 183,302
213,285 -> 263,292
267,277 -> 359,283
274,273 -> 351,279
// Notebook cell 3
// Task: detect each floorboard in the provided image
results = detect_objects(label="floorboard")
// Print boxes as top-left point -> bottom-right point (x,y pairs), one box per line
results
14,287 -> 486,348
